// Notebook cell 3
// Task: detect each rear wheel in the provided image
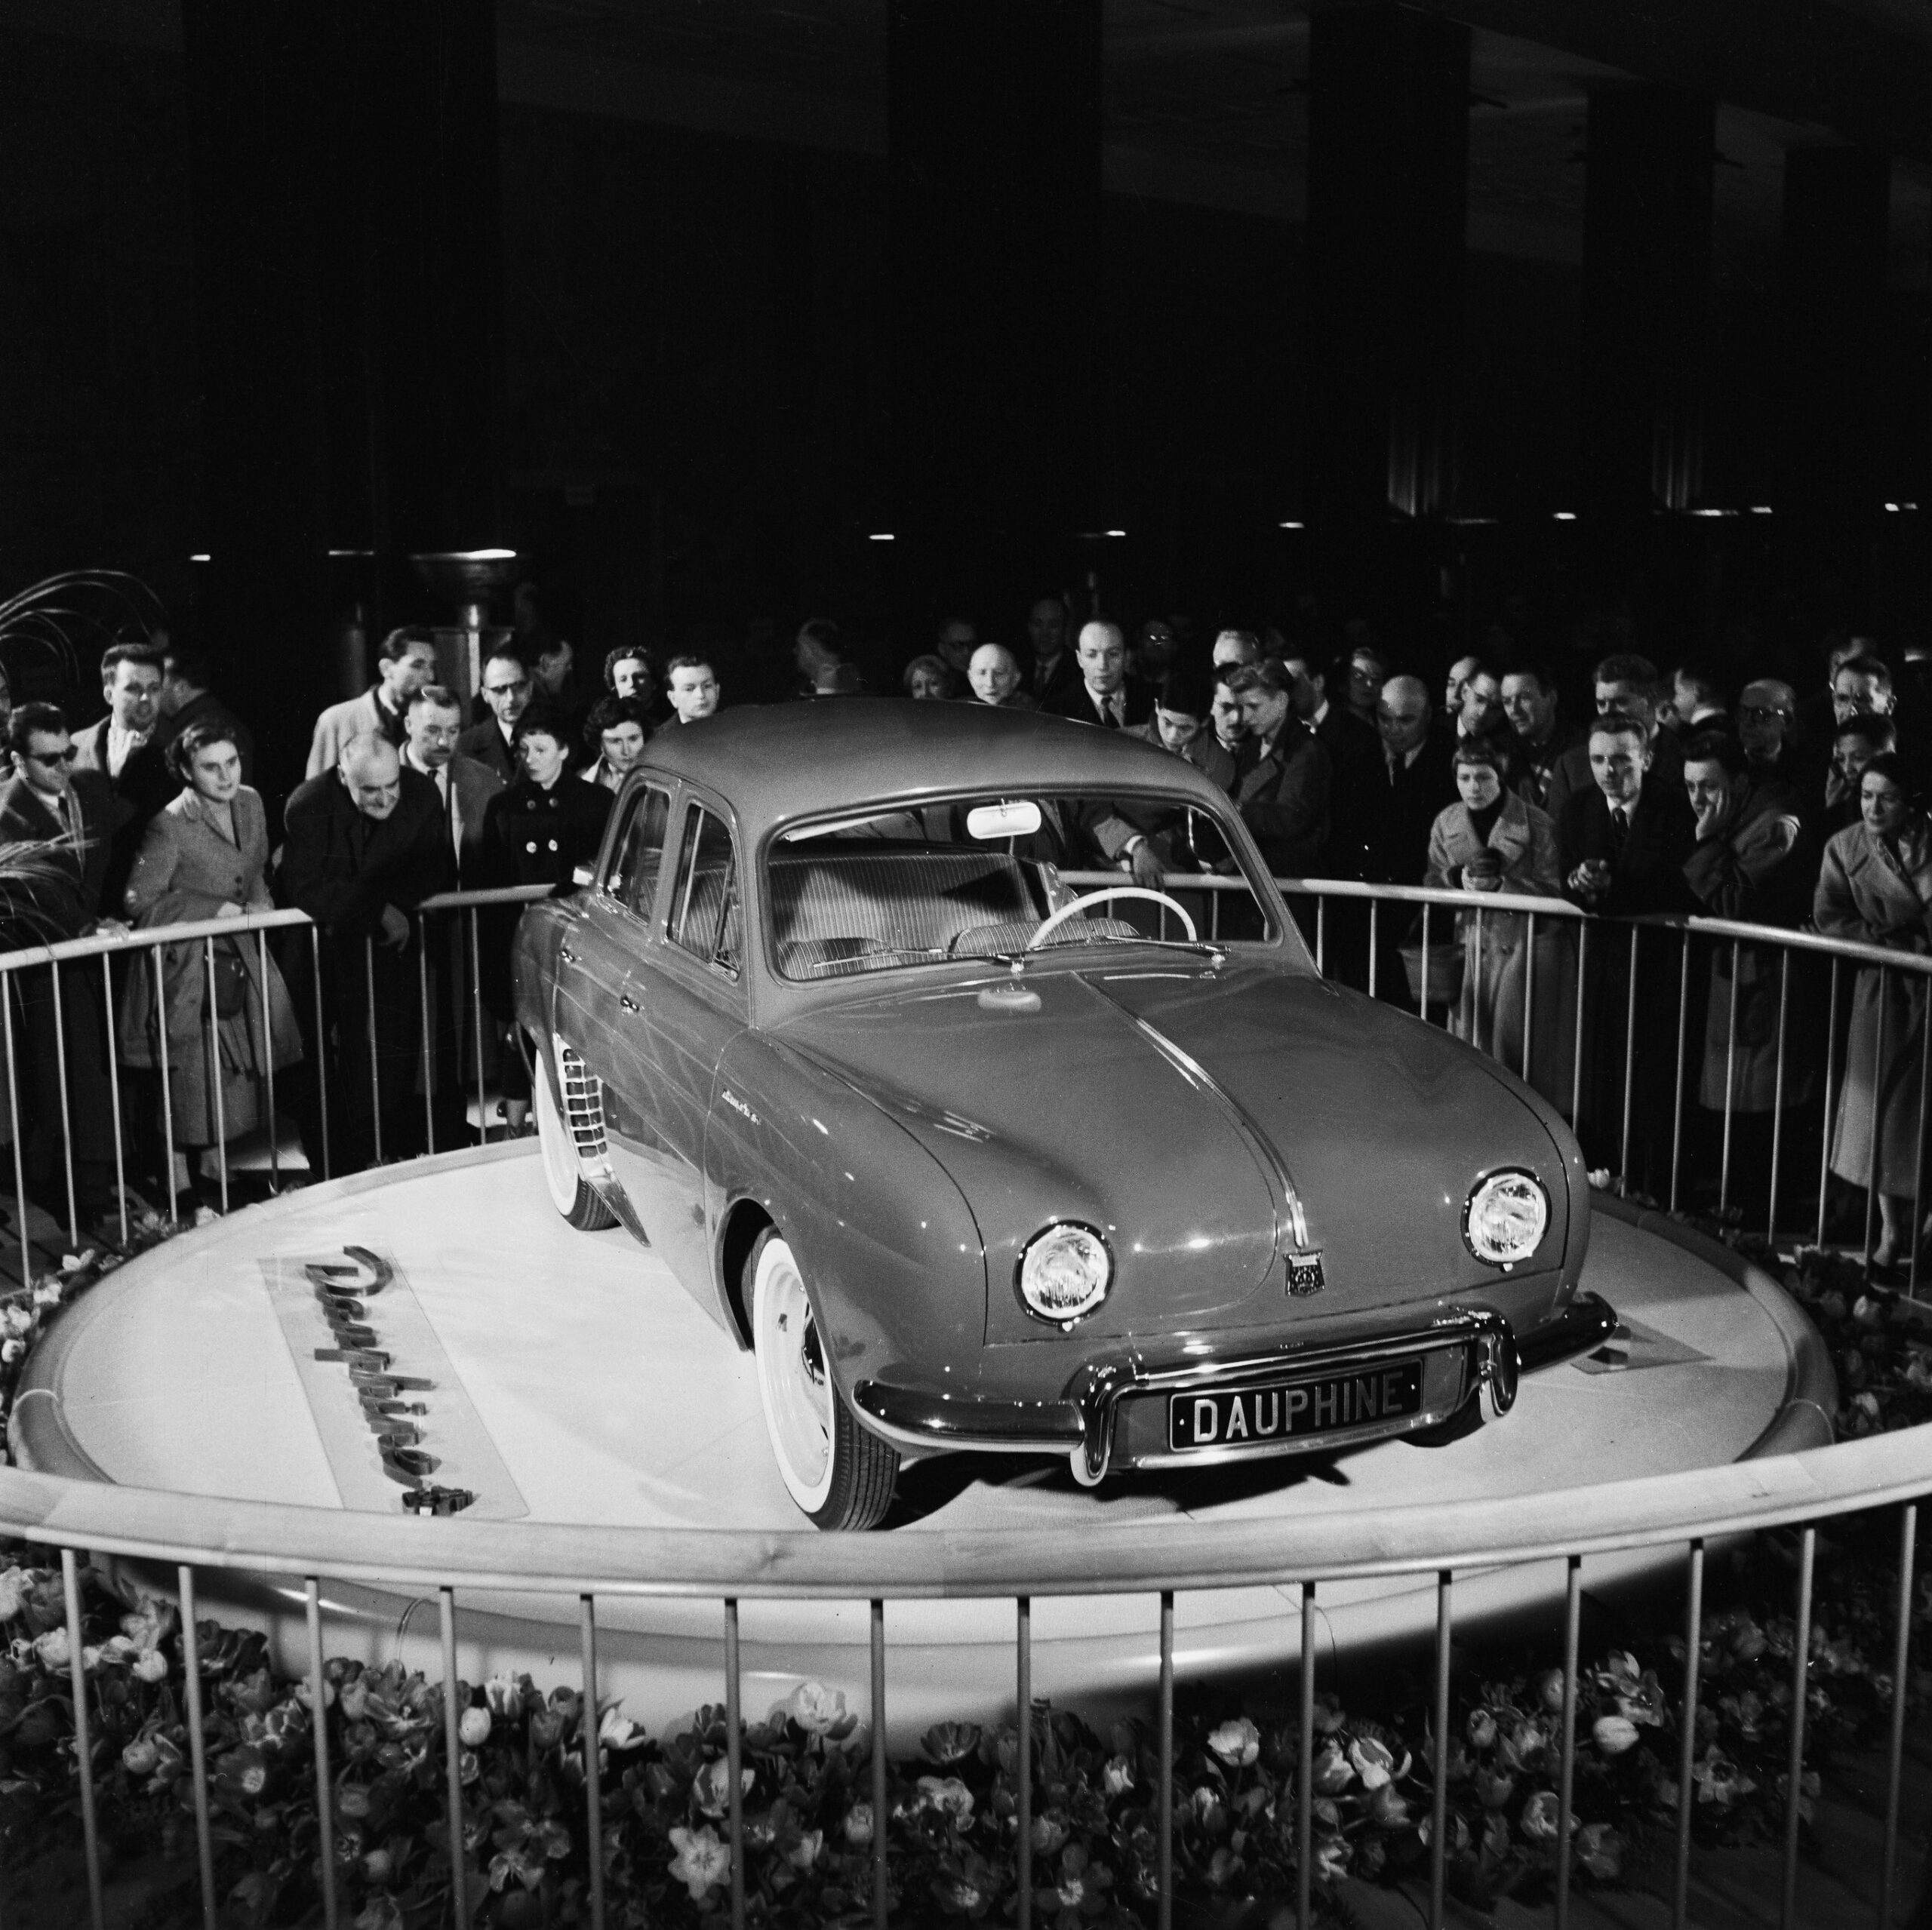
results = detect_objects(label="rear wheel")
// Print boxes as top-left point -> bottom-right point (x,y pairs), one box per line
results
748,1229 -> 898,1530
534,1037 -> 618,1231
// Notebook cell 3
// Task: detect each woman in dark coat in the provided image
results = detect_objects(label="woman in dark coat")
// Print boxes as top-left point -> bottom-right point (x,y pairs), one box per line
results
475,706 -> 611,1131
119,716 -> 303,1203
1814,754 -> 1932,1269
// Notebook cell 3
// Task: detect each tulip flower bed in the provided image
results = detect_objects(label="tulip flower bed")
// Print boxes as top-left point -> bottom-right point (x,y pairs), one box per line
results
0,1215 -> 1921,1925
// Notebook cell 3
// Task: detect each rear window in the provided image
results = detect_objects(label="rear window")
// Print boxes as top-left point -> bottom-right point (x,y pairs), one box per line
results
666,803 -> 741,973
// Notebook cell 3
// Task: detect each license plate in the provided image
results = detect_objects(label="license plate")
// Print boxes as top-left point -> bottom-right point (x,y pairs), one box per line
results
1168,1357 -> 1423,1452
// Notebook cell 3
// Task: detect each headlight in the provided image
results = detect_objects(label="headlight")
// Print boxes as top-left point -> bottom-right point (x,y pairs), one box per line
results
1463,1169 -> 1549,1268
1017,1223 -> 1112,1325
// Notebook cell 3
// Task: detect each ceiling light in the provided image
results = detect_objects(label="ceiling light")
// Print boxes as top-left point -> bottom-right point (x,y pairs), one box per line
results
1552,512 -> 1577,522
868,532 -> 894,542
1278,520 -> 1305,530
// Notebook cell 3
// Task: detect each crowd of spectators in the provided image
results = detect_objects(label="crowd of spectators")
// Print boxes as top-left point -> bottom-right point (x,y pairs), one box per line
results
1,595 -> 1929,1274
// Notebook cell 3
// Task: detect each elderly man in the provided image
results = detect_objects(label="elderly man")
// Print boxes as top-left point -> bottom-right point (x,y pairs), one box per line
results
0,702 -> 128,1235
1043,622 -> 1155,728
1211,630 -> 1262,668
454,642 -> 531,780
1226,660 -> 1333,880
306,626 -> 439,779
404,684 -> 501,875
1501,664 -> 1577,814
283,733 -> 453,1172
666,656 -> 722,723
1340,675 -> 1455,887
967,643 -> 1036,711
69,641 -> 172,909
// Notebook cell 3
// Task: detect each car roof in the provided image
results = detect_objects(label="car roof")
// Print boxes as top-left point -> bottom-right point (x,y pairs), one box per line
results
637,699 -> 1230,832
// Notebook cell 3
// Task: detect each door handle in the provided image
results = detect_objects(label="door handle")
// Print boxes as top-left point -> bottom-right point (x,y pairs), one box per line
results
559,942 -> 580,966
620,994 -> 641,1013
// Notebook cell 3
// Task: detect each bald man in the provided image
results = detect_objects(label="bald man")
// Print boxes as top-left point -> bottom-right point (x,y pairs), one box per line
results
283,731 -> 454,1172
1041,621 -> 1156,728
967,643 -> 1037,711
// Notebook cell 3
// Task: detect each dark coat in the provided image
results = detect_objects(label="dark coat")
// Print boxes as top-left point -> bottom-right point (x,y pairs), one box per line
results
68,717 -> 172,913
1235,729 -> 1333,877
456,718 -> 517,784
1544,727 -> 1685,831
1025,649 -> 1081,711
1557,779 -> 1697,918
1041,677 -> 1158,729
0,770 -> 117,937
1343,731 -> 1457,885
1509,722 -> 1583,816
281,766 -> 453,939
475,775 -> 612,1012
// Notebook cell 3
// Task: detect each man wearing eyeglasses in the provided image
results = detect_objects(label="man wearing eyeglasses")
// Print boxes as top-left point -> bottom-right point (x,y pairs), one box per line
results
0,703 -> 129,1237
455,641 -> 531,782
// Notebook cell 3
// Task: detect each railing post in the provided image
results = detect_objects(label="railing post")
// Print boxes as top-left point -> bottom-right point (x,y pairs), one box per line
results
419,914 -> 435,1157
1914,1012 -> 1932,1299
724,1598 -> 745,1930
1368,899 -> 1380,1002
1818,957 -> 1841,1247
98,954 -> 128,1246
1297,1581 -> 1315,1930
1719,940 -> 1741,1212
1429,1569 -> 1451,1930
365,936 -> 383,1168
48,961 -> 78,1244
1621,927 -> 1640,1186
1419,903 -> 1430,1026
4,978 -> 32,1289
871,1599 -> 888,1930
1880,1505 -> 1918,1928
1672,1539 -> 1704,1930
439,1587 -> 467,1924
1521,910 -> 1537,1085
306,1578 -> 338,1930
205,937 -> 229,1215
1017,1595 -> 1032,1930
1315,895 -> 1325,975
469,908 -> 488,1144
1472,906 -> 1486,1054
1554,1554 -> 1581,1929
1769,950 -> 1790,1245
177,1565 -> 218,1929
1158,1590 -> 1174,1930
62,1547 -> 106,1930
1781,1526 -> 1817,1930
312,925 -> 332,1181
1669,930 -> 1691,1212
580,1594 -> 605,1930
1866,977 -> 1887,1268
1571,921 -> 1588,1129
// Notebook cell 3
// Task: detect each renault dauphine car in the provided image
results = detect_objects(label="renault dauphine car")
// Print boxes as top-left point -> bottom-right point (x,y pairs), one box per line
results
515,699 -> 1614,1529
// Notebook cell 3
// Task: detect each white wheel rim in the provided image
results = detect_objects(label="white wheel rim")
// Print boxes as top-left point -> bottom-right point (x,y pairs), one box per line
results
534,1052 -> 582,1215
753,1239 -> 835,1511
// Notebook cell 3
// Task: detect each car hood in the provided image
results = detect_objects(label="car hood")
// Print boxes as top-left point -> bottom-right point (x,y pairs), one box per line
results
772,960 -> 1572,1345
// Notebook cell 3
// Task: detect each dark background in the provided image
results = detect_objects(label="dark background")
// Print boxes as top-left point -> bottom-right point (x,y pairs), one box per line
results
1,0 -> 1927,798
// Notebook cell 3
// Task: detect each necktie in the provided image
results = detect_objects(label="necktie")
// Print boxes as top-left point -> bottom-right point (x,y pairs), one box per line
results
1609,805 -> 1629,854
60,791 -> 79,845
1099,695 -> 1119,729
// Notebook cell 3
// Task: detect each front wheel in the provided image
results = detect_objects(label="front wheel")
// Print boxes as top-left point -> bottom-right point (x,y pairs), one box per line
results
748,1229 -> 898,1530
534,1037 -> 618,1231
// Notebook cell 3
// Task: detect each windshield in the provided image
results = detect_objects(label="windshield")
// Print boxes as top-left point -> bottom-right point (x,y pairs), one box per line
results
764,789 -> 1294,982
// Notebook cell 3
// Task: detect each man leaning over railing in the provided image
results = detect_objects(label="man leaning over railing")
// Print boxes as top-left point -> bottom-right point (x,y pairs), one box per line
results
0,702 -> 131,1241
279,733 -> 453,1175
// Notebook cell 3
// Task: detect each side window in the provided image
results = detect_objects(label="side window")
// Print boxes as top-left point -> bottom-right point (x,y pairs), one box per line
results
666,803 -> 741,975
605,785 -> 672,917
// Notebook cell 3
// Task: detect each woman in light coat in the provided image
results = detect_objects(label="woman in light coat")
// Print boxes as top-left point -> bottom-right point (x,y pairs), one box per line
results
1423,736 -> 1574,1110
1814,753 -> 1932,1270
119,718 -> 303,1206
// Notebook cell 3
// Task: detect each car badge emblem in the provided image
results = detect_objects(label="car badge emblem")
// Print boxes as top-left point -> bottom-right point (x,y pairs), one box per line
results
1287,1249 -> 1326,1297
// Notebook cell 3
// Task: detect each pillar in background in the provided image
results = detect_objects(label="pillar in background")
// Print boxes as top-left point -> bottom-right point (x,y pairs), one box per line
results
888,0 -> 1102,635
1778,146 -> 1890,532
1578,86 -> 1715,527
182,0 -> 506,802
1305,7 -> 1469,526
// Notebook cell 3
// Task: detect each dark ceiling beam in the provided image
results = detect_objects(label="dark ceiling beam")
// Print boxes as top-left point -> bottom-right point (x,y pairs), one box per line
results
1393,0 -> 1932,164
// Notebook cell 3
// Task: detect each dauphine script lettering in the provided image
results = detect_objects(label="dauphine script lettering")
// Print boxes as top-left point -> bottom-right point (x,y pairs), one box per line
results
306,1246 -> 475,1516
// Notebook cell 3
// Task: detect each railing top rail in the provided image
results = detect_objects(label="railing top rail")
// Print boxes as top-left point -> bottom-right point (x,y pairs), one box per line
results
418,884 -> 553,913
1276,876 -> 1586,917
1681,913 -> 1932,975
0,1425 -> 1920,1600
0,905 -> 312,973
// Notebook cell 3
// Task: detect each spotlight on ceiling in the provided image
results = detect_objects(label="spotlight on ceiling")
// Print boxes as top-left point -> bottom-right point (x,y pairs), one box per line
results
867,533 -> 894,542
1552,512 -> 1577,522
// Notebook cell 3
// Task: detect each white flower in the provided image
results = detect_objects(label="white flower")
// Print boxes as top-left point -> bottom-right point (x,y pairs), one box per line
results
32,1627 -> 71,1672
0,1569 -> 32,1621
1348,1736 -> 1401,1790
786,1680 -> 847,1735
1102,1754 -> 1134,1796
1,1340 -> 24,1366
843,1802 -> 874,1846
1207,1717 -> 1260,1767
133,1648 -> 169,1684
457,1707 -> 492,1749
916,1775 -> 974,1820
598,1705 -> 645,1750
1593,1715 -> 1640,1756
668,1825 -> 731,1902
786,1829 -> 823,1870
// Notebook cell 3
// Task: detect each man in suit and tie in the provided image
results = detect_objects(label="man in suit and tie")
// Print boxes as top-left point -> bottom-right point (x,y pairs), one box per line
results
0,703 -> 129,1237
1023,596 -> 1078,709
1559,712 -> 1700,1191
1042,622 -> 1156,730
455,641 -> 530,782
282,732 -> 455,1172
306,627 -> 440,779
68,641 -> 171,911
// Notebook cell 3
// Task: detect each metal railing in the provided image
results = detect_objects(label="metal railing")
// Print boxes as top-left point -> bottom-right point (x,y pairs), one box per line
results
0,870 -> 1927,1928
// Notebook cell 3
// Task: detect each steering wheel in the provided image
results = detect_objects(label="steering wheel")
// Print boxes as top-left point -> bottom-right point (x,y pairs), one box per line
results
1026,886 -> 1198,951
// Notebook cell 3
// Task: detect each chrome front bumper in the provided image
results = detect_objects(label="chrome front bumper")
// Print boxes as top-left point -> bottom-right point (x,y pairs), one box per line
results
851,1292 -> 1618,1483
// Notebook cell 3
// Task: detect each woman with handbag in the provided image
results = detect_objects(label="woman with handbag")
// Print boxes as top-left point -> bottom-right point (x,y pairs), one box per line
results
1421,735 -> 1573,1109
1814,753 -> 1932,1273
119,717 -> 303,1209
